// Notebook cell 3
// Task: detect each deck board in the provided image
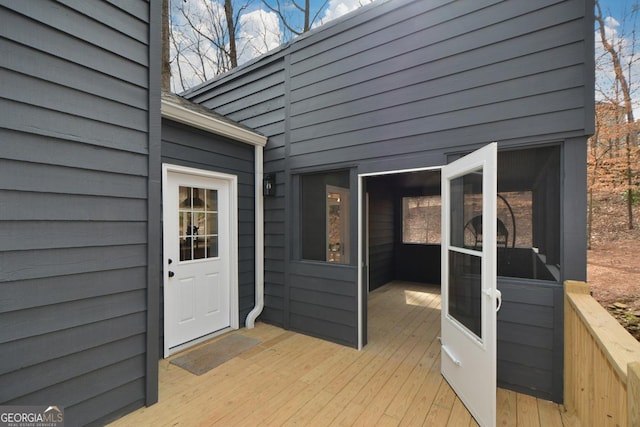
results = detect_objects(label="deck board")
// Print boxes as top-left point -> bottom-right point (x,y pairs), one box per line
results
109,281 -> 573,426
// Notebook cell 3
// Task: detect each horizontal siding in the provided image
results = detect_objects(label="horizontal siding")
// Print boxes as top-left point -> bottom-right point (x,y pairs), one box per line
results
367,183 -> 395,290
161,119 -> 255,336
497,279 -> 561,400
0,2 -> 151,425
186,57 -> 288,328
1,129 -> 148,175
289,263 -> 358,346
287,0 -> 587,167
0,6 -> 147,87
184,0 -> 591,400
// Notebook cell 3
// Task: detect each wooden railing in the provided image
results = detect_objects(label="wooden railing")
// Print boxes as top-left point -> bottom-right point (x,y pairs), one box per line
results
564,280 -> 640,426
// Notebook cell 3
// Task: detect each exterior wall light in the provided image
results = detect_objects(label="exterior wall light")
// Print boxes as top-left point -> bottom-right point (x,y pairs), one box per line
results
263,174 -> 275,196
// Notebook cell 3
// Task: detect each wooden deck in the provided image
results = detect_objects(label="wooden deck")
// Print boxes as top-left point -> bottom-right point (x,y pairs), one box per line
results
109,281 -> 575,426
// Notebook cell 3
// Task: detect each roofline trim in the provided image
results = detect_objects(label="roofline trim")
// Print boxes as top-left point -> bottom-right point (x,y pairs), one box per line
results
161,98 -> 267,147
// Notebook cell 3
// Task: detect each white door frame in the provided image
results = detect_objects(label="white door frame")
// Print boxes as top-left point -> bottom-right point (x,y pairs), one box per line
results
162,163 -> 239,357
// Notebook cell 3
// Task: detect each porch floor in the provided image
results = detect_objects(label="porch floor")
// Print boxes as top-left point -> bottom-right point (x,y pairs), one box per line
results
109,281 -> 576,426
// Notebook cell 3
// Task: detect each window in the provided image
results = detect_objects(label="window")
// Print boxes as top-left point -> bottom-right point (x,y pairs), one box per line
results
496,146 -> 561,281
300,170 -> 351,264
179,186 -> 218,261
402,195 -> 441,244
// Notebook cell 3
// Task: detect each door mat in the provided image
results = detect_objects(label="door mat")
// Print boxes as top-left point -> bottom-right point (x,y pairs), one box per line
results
170,334 -> 261,376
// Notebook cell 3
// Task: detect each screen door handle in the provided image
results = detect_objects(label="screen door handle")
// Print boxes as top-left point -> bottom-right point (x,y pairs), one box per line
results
484,288 -> 503,312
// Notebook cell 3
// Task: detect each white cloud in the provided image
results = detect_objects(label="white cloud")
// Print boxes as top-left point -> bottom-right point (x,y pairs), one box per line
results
169,1 -> 283,92
317,0 -> 375,26
237,9 -> 282,65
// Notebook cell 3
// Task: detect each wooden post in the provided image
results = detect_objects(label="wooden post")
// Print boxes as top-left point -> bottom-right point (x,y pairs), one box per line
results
629,361 -> 640,427
564,280 -> 591,416
565,280 -> 590,295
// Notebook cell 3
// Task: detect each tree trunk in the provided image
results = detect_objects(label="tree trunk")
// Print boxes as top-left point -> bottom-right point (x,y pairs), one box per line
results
161,0 -> 171,91
304,0 -> 310,32
626,133 -> 635,229
588,188 -> 593,250
224,0 -> 238,69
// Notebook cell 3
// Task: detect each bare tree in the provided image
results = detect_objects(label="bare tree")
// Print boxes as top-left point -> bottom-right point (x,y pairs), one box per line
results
162,0 -> 171,91
594,0 -> 640,230
261,0 -> 329,41
169,0 -> 252,91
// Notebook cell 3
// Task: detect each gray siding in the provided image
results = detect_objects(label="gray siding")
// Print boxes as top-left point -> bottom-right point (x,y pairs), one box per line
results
0,1 -> 158,424
184,0 -> 593,401
367,180 -> 395,290
160,119 -> 255,344
189,54 -> 289,328
496,279 -> 564,402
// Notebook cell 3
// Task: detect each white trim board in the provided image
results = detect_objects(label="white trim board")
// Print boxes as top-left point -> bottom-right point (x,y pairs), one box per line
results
161,98 -> 267,147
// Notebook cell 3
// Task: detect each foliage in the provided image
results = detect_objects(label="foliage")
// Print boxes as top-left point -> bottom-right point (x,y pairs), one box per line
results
590,0 -> 640,242
621,188 -> 640,205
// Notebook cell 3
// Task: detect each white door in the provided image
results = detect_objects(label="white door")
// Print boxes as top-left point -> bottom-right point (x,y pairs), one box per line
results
163,168 -> 233,356
441,143 -> 500,427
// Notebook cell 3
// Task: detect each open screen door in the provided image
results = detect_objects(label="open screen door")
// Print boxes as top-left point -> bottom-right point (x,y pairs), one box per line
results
441,142 -> 500,427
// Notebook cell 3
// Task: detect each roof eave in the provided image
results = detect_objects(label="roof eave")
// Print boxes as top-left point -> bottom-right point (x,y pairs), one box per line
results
161,97 -> 267,148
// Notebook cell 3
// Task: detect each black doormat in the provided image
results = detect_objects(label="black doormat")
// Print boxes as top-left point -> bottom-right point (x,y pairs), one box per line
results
170,334 -> 261,375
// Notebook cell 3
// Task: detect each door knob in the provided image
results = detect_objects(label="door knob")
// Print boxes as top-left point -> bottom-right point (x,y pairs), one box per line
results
168,271 -> 175,278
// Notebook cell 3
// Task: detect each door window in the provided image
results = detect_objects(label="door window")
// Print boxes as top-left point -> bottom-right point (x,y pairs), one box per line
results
449,171 -> 484,340
179,186 -> 219,261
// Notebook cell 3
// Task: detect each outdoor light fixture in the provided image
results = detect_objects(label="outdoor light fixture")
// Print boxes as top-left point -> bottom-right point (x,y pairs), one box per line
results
263,174 -> 275,197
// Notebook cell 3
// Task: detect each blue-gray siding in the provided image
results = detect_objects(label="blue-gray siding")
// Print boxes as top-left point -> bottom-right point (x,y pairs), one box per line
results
0,1 -> 159,424
184,0 -> 592,402
160,119 -> 255,345
367,180 -> 395,290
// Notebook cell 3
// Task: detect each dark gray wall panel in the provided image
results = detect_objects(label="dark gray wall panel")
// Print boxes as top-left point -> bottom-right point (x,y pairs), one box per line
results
0,7 -> 147,87
104,0 -> 149,22
0,222 -> 146,252
0,312 -> 146,376
1,38 -> 148,109
367,182 -> 395,290
0,335 -> 144,402
288,263 -> 358,346
3,2 -> 148,65
0,99 -> 148,153
0,268 -> 146,313
1,129 -> 148,176
0,0 -> 155,424
497,279 -> 562,401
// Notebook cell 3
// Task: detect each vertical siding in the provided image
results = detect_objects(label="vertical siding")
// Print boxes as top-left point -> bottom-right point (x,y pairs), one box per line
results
0,1 -> 153,425
184,0 -> 592,398
160,119 -> 255,342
